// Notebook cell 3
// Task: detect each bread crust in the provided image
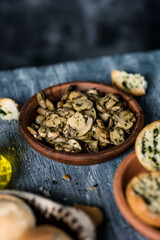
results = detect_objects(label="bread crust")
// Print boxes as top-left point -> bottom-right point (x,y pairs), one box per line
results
135,120 -> 160,171
126,172 -> 160,227
0,194 -> 36,240
0,98 -> 19,121
111,70 -> 145,96
21,225 -> 73,240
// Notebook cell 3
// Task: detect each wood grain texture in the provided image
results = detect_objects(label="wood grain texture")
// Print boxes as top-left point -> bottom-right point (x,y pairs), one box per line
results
19,81 -> 144,165
0,50 -> 160,240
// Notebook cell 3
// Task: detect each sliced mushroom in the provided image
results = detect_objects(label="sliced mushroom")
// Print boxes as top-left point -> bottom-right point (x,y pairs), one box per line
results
105,99 -> 116,109
92,125 -> 110,143
110,128 -> 125,145
68,90 -> 81,100
85,140 -> 99,153
73,99 -> 93,111
99,112 -> 110,122
113,114 -> 134,130
96,119 -> 106,129
27,126 -> 37,135
36,107 -> 48,116
47,129 -> 60,139
96,103 -> 106,113
38,126 -> 47,138
84,108 -> 96,121
46,99 -> 55,111
68,139 -> 82,151
31,123 -> 39,130
119,110 -> 135,121
86,88 -> 98,95
36,115 -> 45,124
67,112 -> 93,136
57,101 -> 63,108
37,92 -> 46,108
61,85 -> 73,102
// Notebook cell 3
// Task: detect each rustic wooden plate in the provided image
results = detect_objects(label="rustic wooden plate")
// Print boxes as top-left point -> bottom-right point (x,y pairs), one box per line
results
19,81 -> 144,165
0,190 -> 96,240
114,151 -> 160,240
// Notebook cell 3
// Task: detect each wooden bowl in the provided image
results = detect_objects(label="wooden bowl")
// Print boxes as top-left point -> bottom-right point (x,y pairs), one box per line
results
19,81 -> 144,165
114,151 -> 160,240
0,190 -> 96,240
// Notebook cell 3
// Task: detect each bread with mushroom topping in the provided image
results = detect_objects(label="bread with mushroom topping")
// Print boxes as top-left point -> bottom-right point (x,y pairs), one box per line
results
126,172 -> 160,227
135,120 -> 160,171
111,70 -> 147,96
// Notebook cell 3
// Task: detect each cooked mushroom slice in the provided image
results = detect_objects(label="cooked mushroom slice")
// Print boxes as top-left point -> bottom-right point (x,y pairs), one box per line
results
47,129 -> 60,139
62,103 -> 73,109
33,133 -> 42,141
46,113 -> 66,128
96,103 -> 106,113
38,126 -> 47,138
36,107 -> 48,116
108,118 -> 114,128
99,112 -> 110,122
119,110 -> 135,121
46,137 -> 66,144
76,131 -> 93,140
86,88 -> 98,95
73,99 -> 93,111
55,144 -> 63,151
37,92 -> 46,108
92,125 -> 110,144
85,140 -> 99,153
46,99 -> 55,111
111,103 -> 123,112
68,90 -> 81,100
113,114 -> 134,130
105,99 -> 117,109
36,115 -> 45,125
99,142 -> 109,148
27,126 -> 37,135
84,108 -> 96,121
31,123 -> 39,130
27,126 -> 42,140
68,139 -> 82,151
96,119 -> 106,129
110,128 -> 125,145
57,101 -> 63,108
67,112 -> 93,136
108,94 -> 120,102
60,85 -> 73,102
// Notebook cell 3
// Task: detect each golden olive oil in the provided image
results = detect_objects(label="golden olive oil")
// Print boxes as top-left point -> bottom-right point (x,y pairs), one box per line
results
0,154 -> 12,189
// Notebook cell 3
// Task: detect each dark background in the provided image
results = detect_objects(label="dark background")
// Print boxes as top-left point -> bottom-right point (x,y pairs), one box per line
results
0,0 -> 160,70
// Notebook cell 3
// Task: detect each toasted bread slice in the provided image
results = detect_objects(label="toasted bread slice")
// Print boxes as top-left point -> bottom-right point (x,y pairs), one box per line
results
111,70 -> 147,96
126,172 -> 160,227
0,98 -> 19,121
135,120 -> 160,171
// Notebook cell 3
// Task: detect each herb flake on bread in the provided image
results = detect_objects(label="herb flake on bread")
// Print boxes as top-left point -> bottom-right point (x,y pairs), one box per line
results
111,70 -> 147,96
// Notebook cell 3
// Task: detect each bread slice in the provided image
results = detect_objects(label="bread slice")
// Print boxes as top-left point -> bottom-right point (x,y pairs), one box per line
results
0,98 -> 19,121
135,120 -> 160,171
21,225 -> 73,240
111,70 -> 147,96
126,172 -> 160,227
0,194 -> 36,240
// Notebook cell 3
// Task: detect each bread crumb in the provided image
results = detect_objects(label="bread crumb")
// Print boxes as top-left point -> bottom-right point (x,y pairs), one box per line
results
63,174 -> 71,181
89,184 -> 98,191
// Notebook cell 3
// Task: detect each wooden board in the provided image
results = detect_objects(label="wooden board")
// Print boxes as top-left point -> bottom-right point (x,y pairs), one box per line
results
1,50 -> 160,239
